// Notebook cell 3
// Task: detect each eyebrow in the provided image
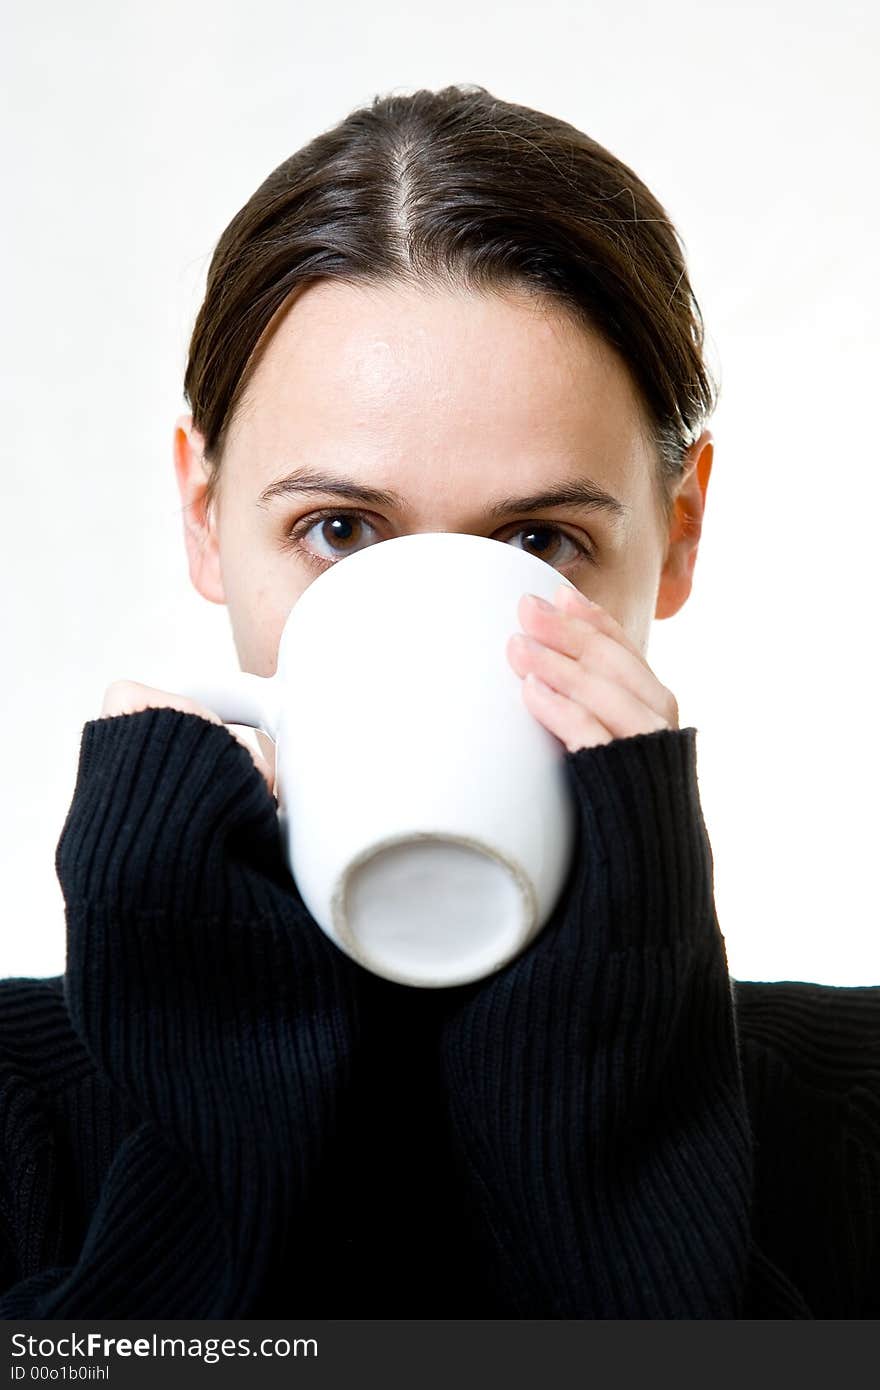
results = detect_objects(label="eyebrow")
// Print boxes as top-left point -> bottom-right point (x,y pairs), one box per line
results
257,466 -> 630,523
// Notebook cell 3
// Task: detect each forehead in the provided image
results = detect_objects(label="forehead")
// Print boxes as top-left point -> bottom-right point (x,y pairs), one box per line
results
223,279 -> 654,506
235,279 -> 645,422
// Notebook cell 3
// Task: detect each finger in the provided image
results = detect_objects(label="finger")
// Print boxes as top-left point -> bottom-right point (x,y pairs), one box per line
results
521,673 -> 614,753
515,602 -> 677,727
101,680 -> 226,721
553,585 -> 649,665
518,589 -> 649,676
232,734 -> 276,797
100,681 -> 276,796
511,642 -> 672,740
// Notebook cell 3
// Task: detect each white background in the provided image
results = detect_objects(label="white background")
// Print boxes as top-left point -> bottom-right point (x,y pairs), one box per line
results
1,0 -> 877,985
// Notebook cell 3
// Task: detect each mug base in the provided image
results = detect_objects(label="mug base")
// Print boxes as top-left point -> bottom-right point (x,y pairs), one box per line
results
331,833 -> 537,989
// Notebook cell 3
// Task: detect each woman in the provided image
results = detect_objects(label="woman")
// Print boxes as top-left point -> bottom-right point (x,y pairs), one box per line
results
1,84 -> 877,1319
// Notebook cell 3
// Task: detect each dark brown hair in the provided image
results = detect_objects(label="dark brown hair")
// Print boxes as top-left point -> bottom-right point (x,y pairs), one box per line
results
183,83 -> 718,529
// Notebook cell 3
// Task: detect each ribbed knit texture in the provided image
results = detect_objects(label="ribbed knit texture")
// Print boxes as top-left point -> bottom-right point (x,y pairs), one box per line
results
0,708 -> 877,1317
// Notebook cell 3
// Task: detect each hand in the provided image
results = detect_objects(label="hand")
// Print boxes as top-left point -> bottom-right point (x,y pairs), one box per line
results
506,583 -> 679,753
100,680 -> 275,796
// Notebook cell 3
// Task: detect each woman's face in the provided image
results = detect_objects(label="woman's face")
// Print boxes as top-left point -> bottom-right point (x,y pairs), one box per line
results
174,279 -> 712,780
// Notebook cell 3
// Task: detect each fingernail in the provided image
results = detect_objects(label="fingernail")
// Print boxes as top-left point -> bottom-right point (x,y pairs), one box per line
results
527,593 -> 555,613
511,632 -> 543,652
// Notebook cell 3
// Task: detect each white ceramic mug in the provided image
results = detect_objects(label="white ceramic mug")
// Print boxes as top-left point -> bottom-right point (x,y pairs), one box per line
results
146,531 -> 578,988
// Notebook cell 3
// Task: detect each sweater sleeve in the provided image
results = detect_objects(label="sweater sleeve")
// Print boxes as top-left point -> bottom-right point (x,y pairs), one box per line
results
434,725 -> 804,1318
0,708 -> 365,1318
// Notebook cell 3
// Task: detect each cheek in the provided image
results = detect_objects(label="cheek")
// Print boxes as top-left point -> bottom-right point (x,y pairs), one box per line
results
236,627 -> 285,679
597,534 -> 661,647
624,511 -> 667,589
219,559 -> 289,677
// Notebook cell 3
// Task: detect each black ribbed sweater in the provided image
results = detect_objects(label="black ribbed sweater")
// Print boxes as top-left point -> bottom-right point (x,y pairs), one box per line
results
0,709 -> 877,1318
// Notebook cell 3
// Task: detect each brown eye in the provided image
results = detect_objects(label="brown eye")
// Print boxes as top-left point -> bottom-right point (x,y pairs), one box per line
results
504,524 -> 595,567
286,510 -> 381,568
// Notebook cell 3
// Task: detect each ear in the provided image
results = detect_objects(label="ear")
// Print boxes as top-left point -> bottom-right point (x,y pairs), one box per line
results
654,429 -> 714,621
173,414 -> 226,606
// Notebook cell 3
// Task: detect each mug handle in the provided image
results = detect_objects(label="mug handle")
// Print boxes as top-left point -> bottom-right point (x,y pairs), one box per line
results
146,670 -> 283,741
